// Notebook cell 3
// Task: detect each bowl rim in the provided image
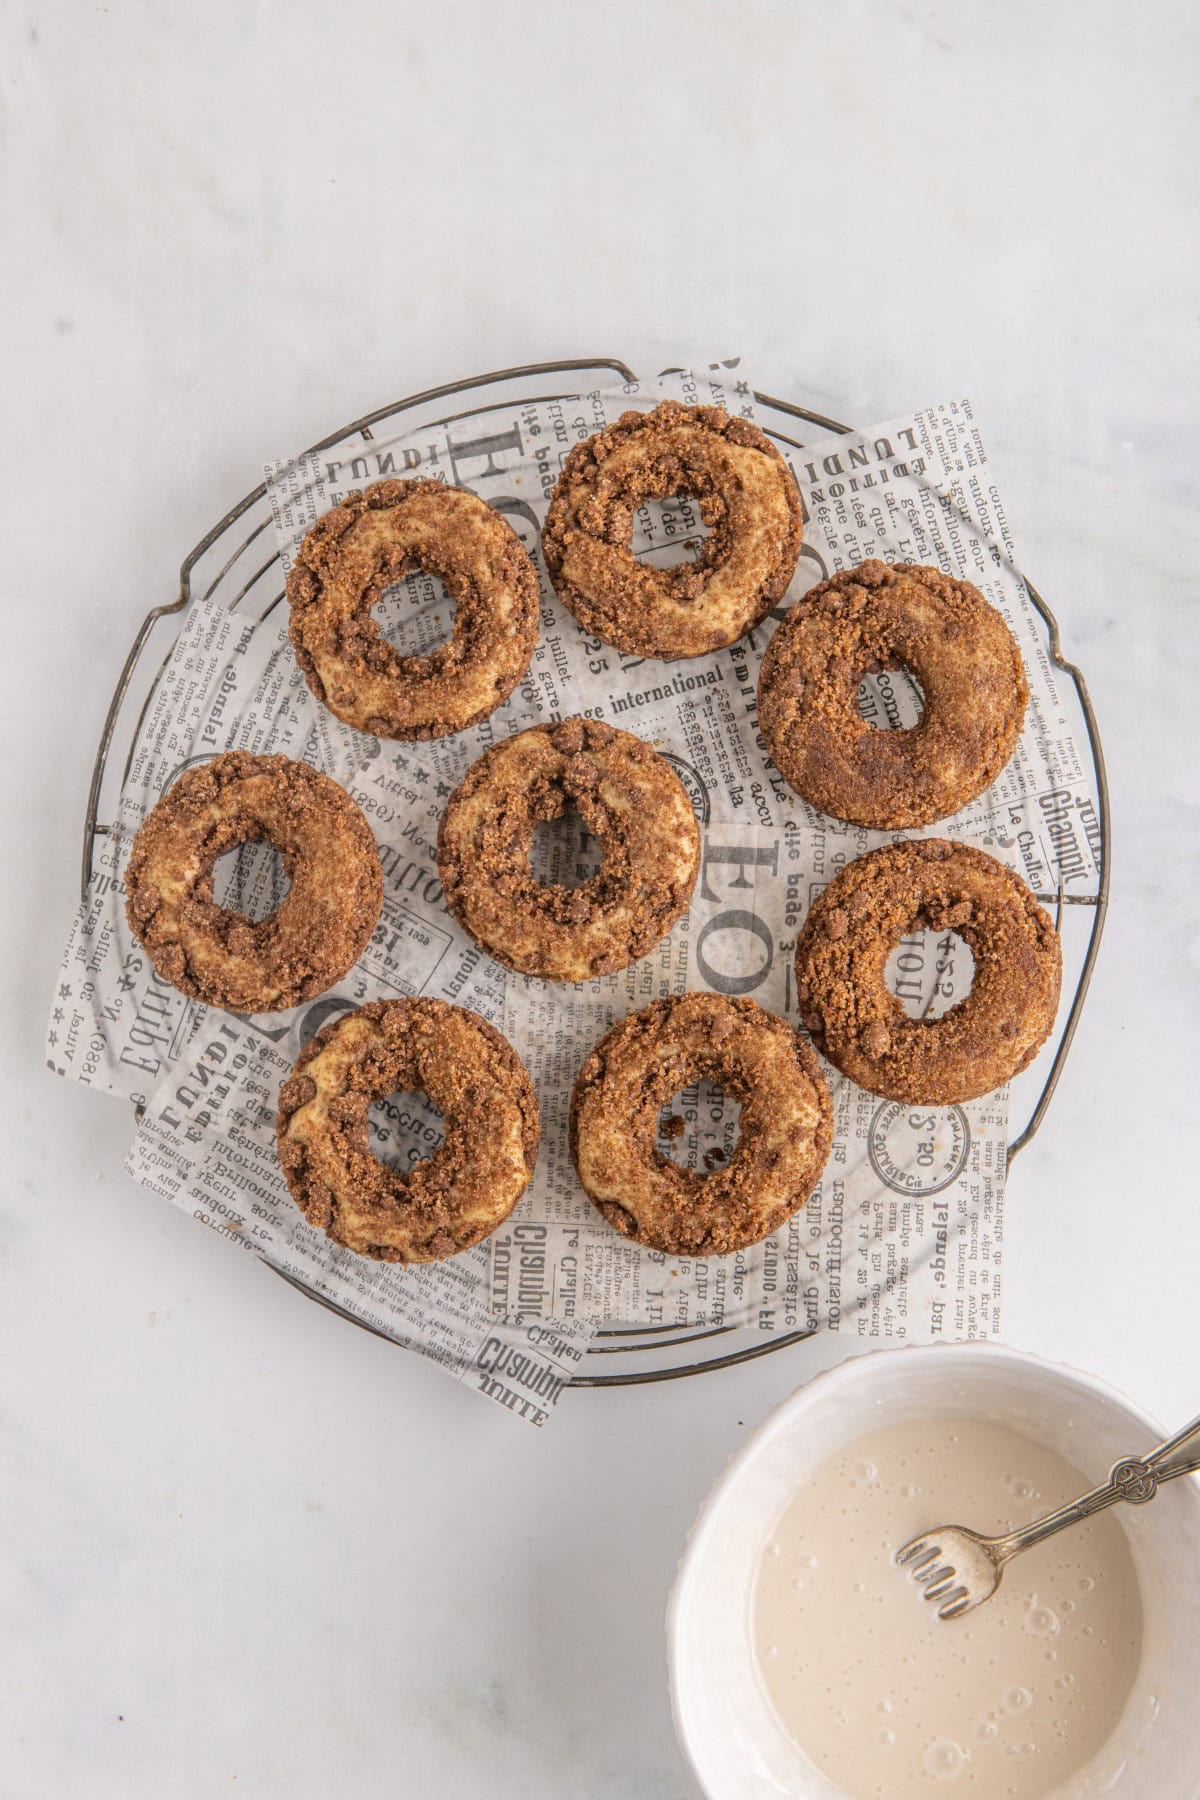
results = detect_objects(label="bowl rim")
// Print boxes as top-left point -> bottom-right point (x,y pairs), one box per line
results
666,1337 -> 1192,1800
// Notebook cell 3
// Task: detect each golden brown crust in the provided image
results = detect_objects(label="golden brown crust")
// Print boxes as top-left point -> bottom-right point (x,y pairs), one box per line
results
286,479 -> 540,740
757,560 -> 1029,829
436,718 -> 701,982
542,400 -> 803,659
794,839 -> 1062,1104
124,752 -> 383,1013
569,992 -> 833,1257
276,998 -> 539,1263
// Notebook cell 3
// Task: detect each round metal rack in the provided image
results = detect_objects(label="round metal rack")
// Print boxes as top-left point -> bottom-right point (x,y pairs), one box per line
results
83,359 -> 1109,1388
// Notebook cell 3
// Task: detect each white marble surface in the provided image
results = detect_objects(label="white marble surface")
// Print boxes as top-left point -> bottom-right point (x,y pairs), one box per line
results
3,3 -> 1198,1794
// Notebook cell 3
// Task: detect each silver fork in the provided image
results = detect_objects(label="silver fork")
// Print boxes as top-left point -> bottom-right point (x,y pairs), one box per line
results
895,1407 -> 1200,1620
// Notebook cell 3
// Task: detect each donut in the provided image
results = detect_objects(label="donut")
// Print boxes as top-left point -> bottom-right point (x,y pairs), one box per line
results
757,560 -> 1028,828
124,752 -> 383,1013
541,400 -> 803,658
436,718 -> 700,982
569,992 -> 833,1257
276,999 -> 539,1263
285,478 -> 540,740
793,839 -> 1061,1104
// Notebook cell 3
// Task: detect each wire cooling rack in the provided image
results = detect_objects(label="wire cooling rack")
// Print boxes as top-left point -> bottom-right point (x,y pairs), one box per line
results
82,359 -> 1110,1388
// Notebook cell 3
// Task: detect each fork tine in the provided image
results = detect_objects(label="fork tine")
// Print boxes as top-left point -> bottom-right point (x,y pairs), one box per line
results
907,1548 -> 942,1577
895,1537 -> 935,1566
924,1573 -> 958,1600
937,1589 -> 971,1620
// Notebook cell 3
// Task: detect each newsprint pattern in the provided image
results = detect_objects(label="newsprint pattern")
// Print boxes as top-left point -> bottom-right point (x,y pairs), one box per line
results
49,362 -> 1099,1420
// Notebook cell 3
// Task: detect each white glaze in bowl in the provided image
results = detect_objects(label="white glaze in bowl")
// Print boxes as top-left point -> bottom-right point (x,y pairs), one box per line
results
668,1343 -> 1200,1799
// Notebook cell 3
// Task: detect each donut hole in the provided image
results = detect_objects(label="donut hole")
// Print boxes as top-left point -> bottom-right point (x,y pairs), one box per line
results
885,927 -> 975,1021
372,567 -> 455,660
632,491 -> 713,570
368,1090 -> 446,1172
657,1076 -> 743,1173
212,841 -> 291,923
529,808 -> 604,891
855,662 -> 925,731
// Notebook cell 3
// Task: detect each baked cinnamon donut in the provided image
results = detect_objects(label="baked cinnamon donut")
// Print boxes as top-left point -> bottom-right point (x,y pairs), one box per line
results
276,998 -> 539,1263
124,753 -> 382,1013
570,992 -> 833,1256
757,560 -> 1028,828
542,401 -> 803,658
286,479 -> 540,739
794,839 -> 1061,1103
436,717 -> 700,981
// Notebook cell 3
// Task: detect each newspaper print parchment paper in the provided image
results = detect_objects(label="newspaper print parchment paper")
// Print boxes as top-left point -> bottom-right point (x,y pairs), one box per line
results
48,360 -> 1099,1406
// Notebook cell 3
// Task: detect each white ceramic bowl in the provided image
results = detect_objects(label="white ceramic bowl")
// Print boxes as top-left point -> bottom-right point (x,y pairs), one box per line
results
668,1342 -> 1200,1799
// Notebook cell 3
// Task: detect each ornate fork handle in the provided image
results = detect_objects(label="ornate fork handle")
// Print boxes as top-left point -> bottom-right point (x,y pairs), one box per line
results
994,1408 -> 1200,1562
